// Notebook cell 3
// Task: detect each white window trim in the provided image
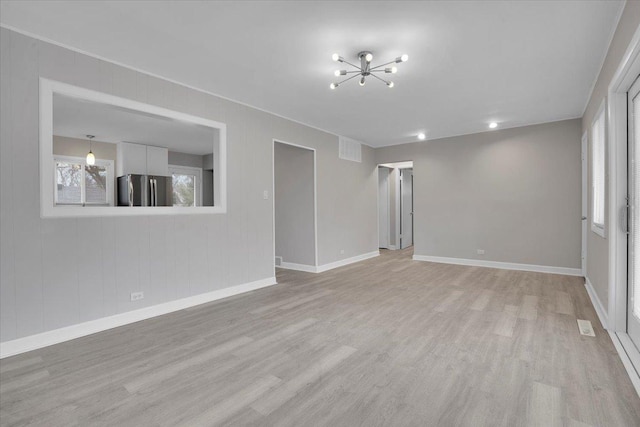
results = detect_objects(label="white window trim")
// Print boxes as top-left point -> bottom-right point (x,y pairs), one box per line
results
592,100 -> 606,238
168,164 -> 203,207
53,155 -> 115,206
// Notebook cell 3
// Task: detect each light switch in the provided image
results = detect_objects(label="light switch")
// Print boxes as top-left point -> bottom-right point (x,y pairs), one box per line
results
263,190 -> 269,200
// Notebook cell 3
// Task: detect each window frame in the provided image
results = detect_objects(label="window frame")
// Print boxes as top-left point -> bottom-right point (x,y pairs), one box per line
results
592,101 -> 607,237
53,155 -> 115,207
168,164 -> 203,207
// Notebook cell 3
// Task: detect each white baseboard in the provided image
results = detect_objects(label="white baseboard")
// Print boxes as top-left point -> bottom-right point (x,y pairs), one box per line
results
278,262 -> 317,273
0,277 -> 277,359
316,251 -> 380,273
277,251 -> 380,274
412,255 -> 582,276
585,277 -> 609,329
388,245 -> 397,250
609,331 -> 640,398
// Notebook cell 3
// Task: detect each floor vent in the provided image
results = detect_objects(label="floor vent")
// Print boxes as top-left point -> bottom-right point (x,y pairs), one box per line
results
577,319 -> 595,337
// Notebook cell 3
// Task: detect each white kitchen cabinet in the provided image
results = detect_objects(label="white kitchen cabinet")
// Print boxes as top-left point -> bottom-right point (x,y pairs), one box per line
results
117,142 -> 147,176
146,145 -> 169,176
117,142 -> 168,176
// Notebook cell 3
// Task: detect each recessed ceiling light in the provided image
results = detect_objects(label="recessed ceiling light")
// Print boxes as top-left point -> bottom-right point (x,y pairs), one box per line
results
417,133 -> 426,140
489,122 -> 498,129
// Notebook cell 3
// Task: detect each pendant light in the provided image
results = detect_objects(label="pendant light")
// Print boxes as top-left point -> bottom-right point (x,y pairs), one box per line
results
86,135 -> 96,165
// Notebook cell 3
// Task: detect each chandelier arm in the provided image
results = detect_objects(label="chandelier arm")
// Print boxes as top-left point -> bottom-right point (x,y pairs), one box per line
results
369,60 -> 397,71
344,70 -> 362,74
336,73 -> 362,85
340,59 -> 363,70
369,73 -> 391,85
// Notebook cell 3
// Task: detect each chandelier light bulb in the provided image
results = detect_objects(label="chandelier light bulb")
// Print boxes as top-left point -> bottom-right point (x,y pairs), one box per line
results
359,76 -> 366,86
401,54 -> 409,62
387,81 -> 394,88
332,53 -> 340,61
330,83 -> 338,89
418,133 -> 426,140
365,53 -> 373,62
489,122 -> 498,129
385,67 -> 398,74
334,70 -> 340,77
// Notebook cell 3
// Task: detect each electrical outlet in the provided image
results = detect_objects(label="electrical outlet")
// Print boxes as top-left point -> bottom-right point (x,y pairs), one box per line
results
340,249 -> 345,255
477,249 -> 485,255
263,190 -> 269,200
130,291 -> 144,302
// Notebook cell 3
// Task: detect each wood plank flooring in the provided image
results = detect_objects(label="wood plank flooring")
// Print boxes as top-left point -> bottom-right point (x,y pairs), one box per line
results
1,248 -> 640,426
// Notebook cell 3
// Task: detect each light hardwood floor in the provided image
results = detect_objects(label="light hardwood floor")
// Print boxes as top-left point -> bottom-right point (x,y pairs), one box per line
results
1,248 -> 639,426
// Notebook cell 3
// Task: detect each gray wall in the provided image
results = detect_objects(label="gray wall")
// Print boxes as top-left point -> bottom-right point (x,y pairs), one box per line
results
53,135 -> 117,164
584,1 -> 640,311
168,151 -> 205,169
202,170 -> 214,207
274,142 -> 315,266
376,119 -> 582,268
0,28 -> 378,343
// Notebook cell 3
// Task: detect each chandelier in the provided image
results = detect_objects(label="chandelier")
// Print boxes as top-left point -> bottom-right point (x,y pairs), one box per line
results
330,51 -> 408,89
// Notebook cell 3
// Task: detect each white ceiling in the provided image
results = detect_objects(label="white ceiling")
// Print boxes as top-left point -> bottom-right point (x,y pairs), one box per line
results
1,1 -> 624,147
53,94 -> 215,155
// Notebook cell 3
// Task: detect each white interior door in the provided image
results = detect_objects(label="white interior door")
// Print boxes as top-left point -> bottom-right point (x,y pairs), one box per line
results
628,76 -> 640,350
378,167 -> 390,248
400,168 -> 413,249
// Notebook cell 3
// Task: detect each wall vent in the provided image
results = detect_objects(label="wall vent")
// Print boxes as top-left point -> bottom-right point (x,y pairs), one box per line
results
275,256 -> 282,267
339,136 -> 362,163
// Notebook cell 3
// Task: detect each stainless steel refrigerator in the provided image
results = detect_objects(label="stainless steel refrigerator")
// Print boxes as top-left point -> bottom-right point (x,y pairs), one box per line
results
117,174 -> 172,206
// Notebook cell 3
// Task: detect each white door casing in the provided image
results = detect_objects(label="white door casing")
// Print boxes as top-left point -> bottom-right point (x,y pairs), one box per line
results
607,23 -> 640,395
400,168 -> 414,249
378,167 -> 390,249
582,131 -> 588,276
627,75 -> 640,350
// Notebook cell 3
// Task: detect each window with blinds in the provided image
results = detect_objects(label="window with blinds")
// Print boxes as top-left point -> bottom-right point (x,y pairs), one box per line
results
591,104 -> 606,236
54,155 -> 114,206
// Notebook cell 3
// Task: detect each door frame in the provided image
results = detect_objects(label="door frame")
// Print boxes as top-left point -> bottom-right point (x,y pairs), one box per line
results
582,131 -> 588,277
608,23 -> 640,394
377,166 -> 391,249
272,139 -> 318,274
400,167 -> 414,249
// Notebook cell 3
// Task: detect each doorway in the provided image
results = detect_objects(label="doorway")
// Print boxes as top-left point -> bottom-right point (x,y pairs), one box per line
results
378,161 -> 414,251
273,140 -> 317,272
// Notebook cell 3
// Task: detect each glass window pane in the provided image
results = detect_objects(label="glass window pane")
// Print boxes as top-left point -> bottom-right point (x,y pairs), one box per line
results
56,162 -> 82,204
592,110 -> 606,228
85,165 -> 108,204
172,174 -> 195,207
